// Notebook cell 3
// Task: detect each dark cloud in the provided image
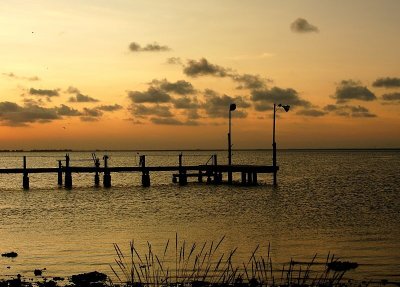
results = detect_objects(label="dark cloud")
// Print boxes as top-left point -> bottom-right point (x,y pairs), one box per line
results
96,104 -> 123,111
150,117 -> 199,126
69,94 -> 99,103
202,90 -> 249,118
0,101 -> 60,126
66,86 -> 99,103
183,58 -> 229,78
3,72 -> 40,81
151,79 -> 196,95
290,18 -> 319,33
381,92 -> 400,102
83,107 -> 103,117
187,109 -> 201,119
253,102 -> 274,112
128,87 -> 171,103
251,87 -> 311,109
333,80 -> 376,103
296,109 -> 327,117
129,42 -> 170,52
55,104 -> 82,116
232,73 -> 269,90
166,57 -> 182,65
132,104 -> 173,118
372,77 -> 400,88
323,104 -> 376,118
29,88 -> 59,97
172,97 -> 199,109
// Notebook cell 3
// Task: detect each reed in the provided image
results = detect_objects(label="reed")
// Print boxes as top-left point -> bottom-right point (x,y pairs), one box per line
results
109,236 -> 358,287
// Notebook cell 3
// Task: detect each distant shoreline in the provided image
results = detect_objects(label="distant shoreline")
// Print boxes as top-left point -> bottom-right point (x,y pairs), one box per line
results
0,148 -> 399,153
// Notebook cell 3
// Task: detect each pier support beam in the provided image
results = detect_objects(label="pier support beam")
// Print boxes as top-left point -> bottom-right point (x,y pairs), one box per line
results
22,156 -> 29,190
57,160 -> 63,186
178,153 -> 187,186
140,155 -> 150,187
241,172 -> 246,185
198,170 -> 203,183
103,155 -> 111,188
64,154 -> 72,189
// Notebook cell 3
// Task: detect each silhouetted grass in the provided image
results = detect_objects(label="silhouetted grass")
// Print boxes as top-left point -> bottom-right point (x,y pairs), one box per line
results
110,235 -> 359,287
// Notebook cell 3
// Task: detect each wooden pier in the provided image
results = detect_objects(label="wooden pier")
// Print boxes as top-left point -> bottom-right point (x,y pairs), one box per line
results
0,154 -> 279,189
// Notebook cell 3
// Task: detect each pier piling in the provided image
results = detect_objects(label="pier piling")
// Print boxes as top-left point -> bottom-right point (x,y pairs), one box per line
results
64,154 -> 72,188
140,155 -> 150,187
178,153 -> 187,186
57,160 -> 63,186
22,156 -> 29,190
103,155 -> 111,188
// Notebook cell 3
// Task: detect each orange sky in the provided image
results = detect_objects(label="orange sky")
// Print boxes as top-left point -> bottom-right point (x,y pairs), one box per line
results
0,0 -> 399,149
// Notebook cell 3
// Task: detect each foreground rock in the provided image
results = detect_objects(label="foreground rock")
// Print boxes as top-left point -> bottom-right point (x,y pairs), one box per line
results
71,271 -> 108,287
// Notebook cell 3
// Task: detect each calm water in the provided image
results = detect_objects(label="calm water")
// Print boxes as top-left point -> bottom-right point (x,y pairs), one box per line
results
0,150 -> 399,282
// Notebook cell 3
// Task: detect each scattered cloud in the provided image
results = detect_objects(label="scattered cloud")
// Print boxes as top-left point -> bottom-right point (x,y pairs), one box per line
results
333,80 -> 376,103
150,79 -> 196,95
183,58 -> 230,78
82,107 -> 103,117
290,18 -> 319,33
129,42 -> 170,52
66,86 -> 99,103
323,104 -> 376,118
150,117 -> 199,126
232,73 -> 269,90
0,101 -> 60,126
3,72 -> 40,81
96,104 -> 123,111
132,104 -> 173,118
172,97 -> 199,109
202,90 -> 249,118
166,57 -> 183,65
296,109 -> 327,117
381,92 -> 400,103
29,88 -> 59,97
251,87 -> 311,110
372,77 -> 400,88
55,104 -> 82,116
128,87 -> 171,103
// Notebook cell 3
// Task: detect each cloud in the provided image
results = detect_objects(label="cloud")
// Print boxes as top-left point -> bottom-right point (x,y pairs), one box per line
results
3,72 -> 40,81
128,87 -> 171,103
0,101 -> 60,126
132,104 -> 173,118
66,86 -> 99,102
96,104 -> 123,111
296,108 -> 327,117
333,80 -> 376,103
150,117 -> 199,126
251,87 -> 311,109
202,90 -> 249,118
166,57 -> 182,65
381,92 -> 400,102
69,94 -> 99,103
29,88 -> 59,97
323,104 -> 376,118
150,79 -> 196,95
232,73 -> 269,90
129,42 -> 170,52
372,77 -> 400,88
183,58 -> 229,77
172,97 -> 200,109
82,107 -> 103,117
290,18 -> 319,33
55,104 -> 82,116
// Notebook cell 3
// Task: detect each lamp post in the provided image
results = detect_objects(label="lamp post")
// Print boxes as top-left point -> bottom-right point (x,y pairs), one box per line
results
272,103 -> 290,186
228,103 -> 236,184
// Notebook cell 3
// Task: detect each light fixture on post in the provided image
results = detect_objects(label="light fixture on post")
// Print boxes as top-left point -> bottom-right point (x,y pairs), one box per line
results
272,103 -> 290,186
228,103 -> 236,184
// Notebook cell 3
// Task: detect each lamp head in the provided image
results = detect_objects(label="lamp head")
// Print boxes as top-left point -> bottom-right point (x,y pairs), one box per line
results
278,104 -> 290,112
229,103 -> 237,111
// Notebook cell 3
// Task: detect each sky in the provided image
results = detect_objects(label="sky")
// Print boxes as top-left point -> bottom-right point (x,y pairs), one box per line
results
0,0 -> 399,150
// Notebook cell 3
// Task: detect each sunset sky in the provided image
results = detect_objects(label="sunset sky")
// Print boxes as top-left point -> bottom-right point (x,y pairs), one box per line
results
0,0 -> 399,150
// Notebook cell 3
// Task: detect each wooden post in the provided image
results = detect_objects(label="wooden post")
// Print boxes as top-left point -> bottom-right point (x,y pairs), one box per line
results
213,154 -> 218,183
178,153 -> 187,186
22,156 -> 29,190
103,155 -> 111,188
57,160 -> 63,186
94,157 -> 100,187
241,172 -> 246,184
198,170 -> 203,182
247,172 -> 253,185
64,154 -> 72,188
140,155 -> 150,187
